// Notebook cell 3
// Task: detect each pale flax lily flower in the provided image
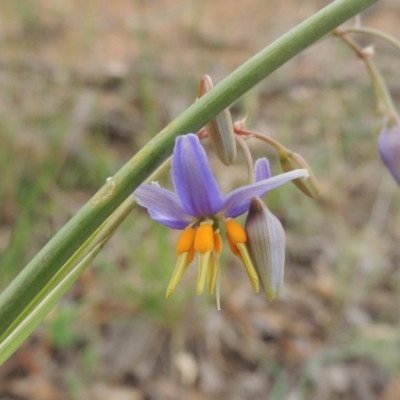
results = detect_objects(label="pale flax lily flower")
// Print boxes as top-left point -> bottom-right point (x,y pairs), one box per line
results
378,124 -> 400,186
134,134 -> 308,308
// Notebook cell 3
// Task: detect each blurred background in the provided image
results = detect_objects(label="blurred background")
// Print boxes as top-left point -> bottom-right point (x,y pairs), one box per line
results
1,0 -> 400,399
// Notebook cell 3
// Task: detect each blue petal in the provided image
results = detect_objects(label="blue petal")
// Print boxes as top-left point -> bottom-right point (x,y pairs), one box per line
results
172,134 -> 223,217
222,169 -> 309,218
134,183 -> 193,229
255,158 -> 271,181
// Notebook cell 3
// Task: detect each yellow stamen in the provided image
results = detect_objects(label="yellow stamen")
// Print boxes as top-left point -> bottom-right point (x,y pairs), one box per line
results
176,227 -> 196,256
166,252 -> 190,298
197,251 -> 211,294
225,218 -> 259,292
210,232 -> 222,305
194,222 -> 216,295
166,227 -> 197,299
207,255 -> 217,294
236,243 -> 259,292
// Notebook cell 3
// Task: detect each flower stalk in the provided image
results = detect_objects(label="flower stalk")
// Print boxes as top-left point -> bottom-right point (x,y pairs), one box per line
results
235,126 -> 320,198
339,27 -> 400,54
333,30 -> 400,126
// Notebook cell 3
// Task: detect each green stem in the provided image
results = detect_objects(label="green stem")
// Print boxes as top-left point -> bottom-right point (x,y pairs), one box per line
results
0,157 -> 172,345
0,242 -> 105,365
0,0 -> 378,338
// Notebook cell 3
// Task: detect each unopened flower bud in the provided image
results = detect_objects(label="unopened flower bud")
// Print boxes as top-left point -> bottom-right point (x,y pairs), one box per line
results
245,197 -> 286,301
378,124 -> 400,186
206,107 -> 237,165
198,75 -> 236,165
278,148 -> 320,198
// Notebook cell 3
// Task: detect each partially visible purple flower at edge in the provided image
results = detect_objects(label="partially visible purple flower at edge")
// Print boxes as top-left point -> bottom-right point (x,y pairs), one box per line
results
133,134 -> 309,306
378,124 -> 400,186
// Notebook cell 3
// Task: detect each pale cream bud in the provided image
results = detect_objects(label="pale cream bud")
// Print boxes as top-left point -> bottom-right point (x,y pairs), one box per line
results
206,107 -> 237,165
198,75 -> 237,165
278,148 -> 320,198
245,197 -> 286,301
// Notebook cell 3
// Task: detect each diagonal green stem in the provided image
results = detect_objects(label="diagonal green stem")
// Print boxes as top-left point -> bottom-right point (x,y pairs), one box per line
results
0,0 -> 378,338
0,157 -> 172,346
0,242 -> 105,364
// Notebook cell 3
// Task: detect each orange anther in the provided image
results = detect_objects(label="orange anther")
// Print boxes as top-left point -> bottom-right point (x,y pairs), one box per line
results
176,227 -> 196,256
194,223 -> 214,253
213,232 -> 222,254
225,219 -> 247,244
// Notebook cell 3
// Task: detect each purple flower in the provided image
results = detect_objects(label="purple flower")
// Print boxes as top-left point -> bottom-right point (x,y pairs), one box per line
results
378,124 -> 400,186
134,134 -> 308,306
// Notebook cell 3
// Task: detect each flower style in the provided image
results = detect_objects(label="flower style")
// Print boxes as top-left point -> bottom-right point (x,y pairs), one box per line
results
134,134 -> 308,307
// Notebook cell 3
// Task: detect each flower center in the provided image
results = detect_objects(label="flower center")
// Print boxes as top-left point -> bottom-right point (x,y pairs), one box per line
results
197,216 -> 219,231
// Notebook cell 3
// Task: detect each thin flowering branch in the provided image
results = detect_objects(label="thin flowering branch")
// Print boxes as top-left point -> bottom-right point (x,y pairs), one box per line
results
234,125 -> 287,153
333,28 -> 400,186
234,126 -> 321,198
203,112 -> 319,197
339,27 -> 400,53
333,30 -> 400,125
234,134 -> 255,184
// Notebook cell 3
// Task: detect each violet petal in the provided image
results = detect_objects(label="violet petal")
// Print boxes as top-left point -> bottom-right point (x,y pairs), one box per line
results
255,158 -> 271,181
134,183 -> 193,229
172,134 -> 223,217
222,169 -> 309,218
